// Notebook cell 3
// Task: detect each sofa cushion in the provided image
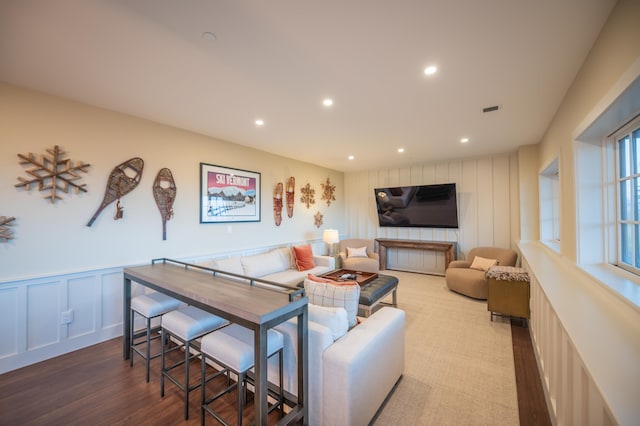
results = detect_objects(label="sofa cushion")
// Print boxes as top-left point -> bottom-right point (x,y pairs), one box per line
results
292,244 -> 316,271
241,249 -> 289,277
304,277 -> 360,328
262,264 -> 327,286
211,256 -> 244,276
470,256 -> 498,271
308,304 -> 348,341
346,246 -> 368,258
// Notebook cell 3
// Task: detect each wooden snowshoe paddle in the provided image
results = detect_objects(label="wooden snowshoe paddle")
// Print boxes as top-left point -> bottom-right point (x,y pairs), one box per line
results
86,157 -> 144,227
286,176 -> 295,218
274,182 -> 283,226
153,168 -> 176,240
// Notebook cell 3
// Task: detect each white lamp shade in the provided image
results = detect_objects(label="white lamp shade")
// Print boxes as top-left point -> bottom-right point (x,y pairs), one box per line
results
323,229 -> 339,244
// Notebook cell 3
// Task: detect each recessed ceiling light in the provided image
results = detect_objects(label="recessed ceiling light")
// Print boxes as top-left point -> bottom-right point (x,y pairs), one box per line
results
202,32 -> 216,41
397,148 -> 405,153
424,65 -> 437,75
460,137 -> 469,143
323,98 -> 334,107
348,155 -> 355,160
255,119 -> 264,126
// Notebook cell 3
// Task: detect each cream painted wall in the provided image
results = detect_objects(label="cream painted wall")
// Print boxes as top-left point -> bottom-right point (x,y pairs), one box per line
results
536,0 -> 640,262
0,84 -> 345,282
517,144 -> 539,241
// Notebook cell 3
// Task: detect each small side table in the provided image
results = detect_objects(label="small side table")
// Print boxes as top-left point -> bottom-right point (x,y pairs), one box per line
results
486,266 -> 530,322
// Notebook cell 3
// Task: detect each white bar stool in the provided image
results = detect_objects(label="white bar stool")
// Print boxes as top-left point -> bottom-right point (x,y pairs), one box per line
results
130,292 -> 182,382
200,324 -> 284,426
161,305 -> 228,420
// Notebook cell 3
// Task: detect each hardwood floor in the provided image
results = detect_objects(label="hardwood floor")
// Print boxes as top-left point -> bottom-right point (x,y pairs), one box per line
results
511,319 -> 552,426
0,323 -> 551,425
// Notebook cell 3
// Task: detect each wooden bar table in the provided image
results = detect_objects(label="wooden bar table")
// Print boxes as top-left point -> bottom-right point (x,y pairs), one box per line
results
123,258 -> 308,426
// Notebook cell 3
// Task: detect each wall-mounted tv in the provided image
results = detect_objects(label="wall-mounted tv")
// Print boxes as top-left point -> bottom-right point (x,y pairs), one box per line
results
374,183 -> 459,228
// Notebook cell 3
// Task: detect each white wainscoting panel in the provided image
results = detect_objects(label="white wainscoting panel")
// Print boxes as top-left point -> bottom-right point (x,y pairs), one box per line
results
27,281 -> 62,351
344,152 -> 520,274
0,240 -> 328,374
520,241 -> 639,426
0,267 -> 124,374
0,286 -> 19,359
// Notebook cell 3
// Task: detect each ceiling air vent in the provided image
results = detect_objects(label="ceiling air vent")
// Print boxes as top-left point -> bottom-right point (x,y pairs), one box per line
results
482,105 -> 500,113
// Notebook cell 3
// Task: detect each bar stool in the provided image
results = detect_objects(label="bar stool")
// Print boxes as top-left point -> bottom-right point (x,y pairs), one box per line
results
161,305 -> 228,420
200,324 -> 284,426
130,292 -> 182,382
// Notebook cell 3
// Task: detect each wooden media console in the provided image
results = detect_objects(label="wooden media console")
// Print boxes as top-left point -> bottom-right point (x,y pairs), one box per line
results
375,238 -> 457,275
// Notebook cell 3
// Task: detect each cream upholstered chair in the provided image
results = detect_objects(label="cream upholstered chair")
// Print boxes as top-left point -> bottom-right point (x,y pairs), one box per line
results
445,246 -> 518,299
338,238 -> 379,273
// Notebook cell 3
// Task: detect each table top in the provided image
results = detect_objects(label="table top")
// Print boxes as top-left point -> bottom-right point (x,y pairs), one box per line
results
124,260 -> 307,327
319,269 -> 379,285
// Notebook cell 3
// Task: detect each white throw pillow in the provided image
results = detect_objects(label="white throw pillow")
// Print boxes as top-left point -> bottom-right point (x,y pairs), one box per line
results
347,246 -> 368,258
308,304 -> 348,341
211,257 -> 244,276
304,278 -> 360,328
469,256 -> 498,271
241,249 -> 289,277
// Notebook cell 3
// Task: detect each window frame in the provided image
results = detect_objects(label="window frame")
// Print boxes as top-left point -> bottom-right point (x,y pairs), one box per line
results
614,116 -> 640,275
539,158 -> 560,252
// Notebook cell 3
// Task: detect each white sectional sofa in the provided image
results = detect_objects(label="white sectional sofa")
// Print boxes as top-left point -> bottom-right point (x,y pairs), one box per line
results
208,245 -> 406,425
209,246 -> 335,286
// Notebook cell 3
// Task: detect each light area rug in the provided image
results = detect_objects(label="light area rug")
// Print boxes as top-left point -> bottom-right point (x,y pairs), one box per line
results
372,270 -> 519,425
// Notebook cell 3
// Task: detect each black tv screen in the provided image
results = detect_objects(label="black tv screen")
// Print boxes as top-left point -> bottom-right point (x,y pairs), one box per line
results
374,183 -> 459,228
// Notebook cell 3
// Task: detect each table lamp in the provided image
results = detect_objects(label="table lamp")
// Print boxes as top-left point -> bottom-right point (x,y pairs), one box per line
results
323,229 -> 339,256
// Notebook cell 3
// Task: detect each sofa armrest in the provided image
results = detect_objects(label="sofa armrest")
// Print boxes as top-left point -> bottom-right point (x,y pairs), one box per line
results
313,255 -> 336,269
274,316 -> 334,426
322,307 -> 405,425
448,260 -> 471,269
368,252 -> 380,261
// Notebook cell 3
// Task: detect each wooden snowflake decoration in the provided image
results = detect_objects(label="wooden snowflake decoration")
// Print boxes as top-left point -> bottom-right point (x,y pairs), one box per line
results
321,177 -> 336,206
300,183 -> 316,209
314,211 -> 323,228
15,145 -> 91,204
0,216 -> 16,242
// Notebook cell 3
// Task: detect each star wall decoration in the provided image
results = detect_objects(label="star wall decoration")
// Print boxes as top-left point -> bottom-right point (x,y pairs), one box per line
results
0,216 -> 16,242
321,177 -> 336,206
15,145 -> 90,204
300,182 -> 316,209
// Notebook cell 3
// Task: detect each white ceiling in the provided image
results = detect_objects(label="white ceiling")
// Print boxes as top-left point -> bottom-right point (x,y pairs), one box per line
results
0,0 -> 616,172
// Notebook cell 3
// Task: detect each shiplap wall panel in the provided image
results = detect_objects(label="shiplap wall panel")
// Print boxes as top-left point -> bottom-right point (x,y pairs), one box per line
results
493,155 -> 511,249
509,156 -> 520,257
460,158 -> 478,257
345,153 -> 519,272
476,157 -> 495,246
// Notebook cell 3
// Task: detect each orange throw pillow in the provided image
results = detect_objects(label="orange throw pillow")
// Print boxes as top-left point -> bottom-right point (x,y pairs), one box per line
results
292,244 -> 316,271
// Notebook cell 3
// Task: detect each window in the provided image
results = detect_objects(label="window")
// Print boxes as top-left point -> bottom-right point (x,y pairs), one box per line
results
540,158 -> 560,251
615,117 -> 640,274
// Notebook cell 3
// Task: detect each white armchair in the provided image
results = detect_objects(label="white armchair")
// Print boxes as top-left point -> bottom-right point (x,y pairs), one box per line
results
338,238 -> 379,273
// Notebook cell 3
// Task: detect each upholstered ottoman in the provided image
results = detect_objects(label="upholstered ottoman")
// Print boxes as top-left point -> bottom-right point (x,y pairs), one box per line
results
358,274 -> 399,317
299,273 -> 399,318
486,266 -> 530,321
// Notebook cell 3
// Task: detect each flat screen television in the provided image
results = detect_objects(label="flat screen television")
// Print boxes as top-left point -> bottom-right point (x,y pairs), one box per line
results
374,183 -> 459,228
